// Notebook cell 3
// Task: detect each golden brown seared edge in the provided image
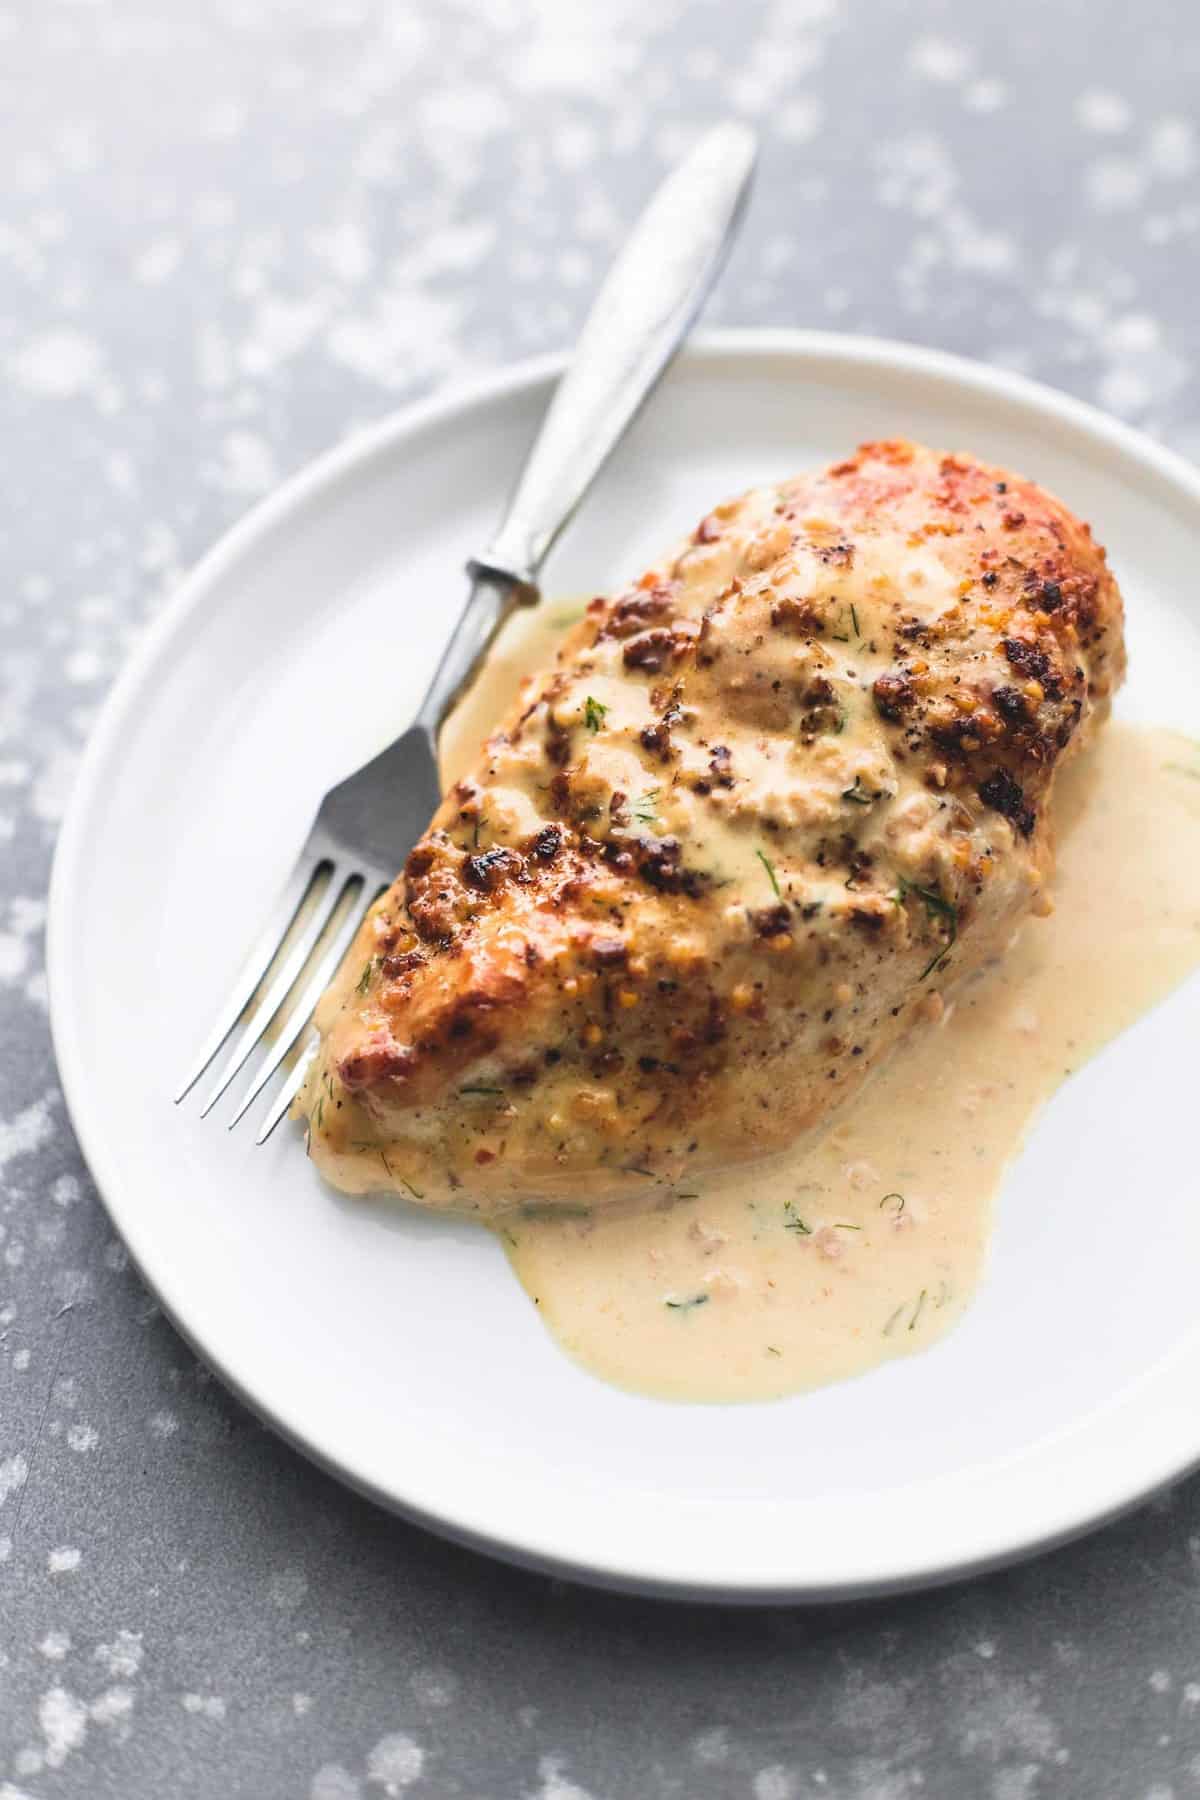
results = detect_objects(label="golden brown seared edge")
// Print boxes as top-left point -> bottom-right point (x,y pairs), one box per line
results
303,440 -> 1125,1212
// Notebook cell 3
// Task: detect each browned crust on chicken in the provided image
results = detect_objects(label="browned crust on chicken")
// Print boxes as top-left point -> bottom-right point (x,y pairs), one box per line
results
303,441 -> 1124,1212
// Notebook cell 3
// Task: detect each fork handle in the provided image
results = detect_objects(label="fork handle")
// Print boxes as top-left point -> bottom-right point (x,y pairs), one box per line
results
472,120 -> 757,590
414,572 -> 520,736
414,121 -> 757,735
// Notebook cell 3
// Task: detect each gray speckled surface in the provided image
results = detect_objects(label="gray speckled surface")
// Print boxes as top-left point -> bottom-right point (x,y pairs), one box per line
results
3,1 -> 1200,1794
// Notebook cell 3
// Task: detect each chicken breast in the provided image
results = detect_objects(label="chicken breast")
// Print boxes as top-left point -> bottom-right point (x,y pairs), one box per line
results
301,440 -> 1124,1213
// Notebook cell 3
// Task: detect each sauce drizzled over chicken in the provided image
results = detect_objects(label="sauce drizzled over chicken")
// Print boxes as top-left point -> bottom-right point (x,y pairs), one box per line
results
302,441 -> 1125,1212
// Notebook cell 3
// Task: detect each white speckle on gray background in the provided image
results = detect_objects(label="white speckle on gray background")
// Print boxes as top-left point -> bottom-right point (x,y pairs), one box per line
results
312,1767 -> 363,1800
37,1686 -> 88,1769
365,1731 -> 425,1792
0,1454 -> 29,1507
3,2 -> 1200,1797
753,1769 -> 795,1800
529,1754 -> 595,1800
268,1567 -> 310,1610
94,1631 -> 143,1679
180,1693 -> 226,1721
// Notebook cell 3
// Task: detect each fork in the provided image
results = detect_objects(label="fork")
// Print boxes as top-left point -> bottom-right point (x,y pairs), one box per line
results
176,120 -> 758,1142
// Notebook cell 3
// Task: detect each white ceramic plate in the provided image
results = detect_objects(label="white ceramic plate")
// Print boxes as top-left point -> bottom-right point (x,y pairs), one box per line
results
49,332 -> 1200,1601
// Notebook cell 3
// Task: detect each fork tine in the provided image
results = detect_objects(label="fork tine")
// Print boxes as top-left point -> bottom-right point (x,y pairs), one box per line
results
174,857 -> 321,1104
255,1036 -> 320,1145
226,878 -> 380,1129
197,864 -> 345,1118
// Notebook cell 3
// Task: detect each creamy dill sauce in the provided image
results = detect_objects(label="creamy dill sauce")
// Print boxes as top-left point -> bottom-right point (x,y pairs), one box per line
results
440,608 -> 1200,1404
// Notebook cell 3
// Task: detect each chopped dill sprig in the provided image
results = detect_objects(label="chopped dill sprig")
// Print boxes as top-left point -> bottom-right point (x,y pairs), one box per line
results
842,776 -> 874,806
834,1222 -> 861,1231
884,1286 -> 932,1336
850,602 -> 861,638
356,960 -> 374,994
783,1201 -> 812,1236
894,876 -> 958,979
664,1293 -> 710,1312
584,695 -> 608,731
756,849 -> 782,898
633,788 -> 661,824
460,1085 -> 504,1096
401,1177 -> 425,1202
766,1345 -> 782,1357
880,1192 -> 906,1215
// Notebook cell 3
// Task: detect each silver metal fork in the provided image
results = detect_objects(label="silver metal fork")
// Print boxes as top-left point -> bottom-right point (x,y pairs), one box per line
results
176,120 -> 758,1142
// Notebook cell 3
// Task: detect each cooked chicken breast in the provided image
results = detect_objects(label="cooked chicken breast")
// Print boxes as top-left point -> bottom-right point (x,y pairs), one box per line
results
301,440 -> 1124,1212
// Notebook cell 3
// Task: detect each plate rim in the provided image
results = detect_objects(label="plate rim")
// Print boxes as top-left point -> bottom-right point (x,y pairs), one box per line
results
47,327 -> 1200,1602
